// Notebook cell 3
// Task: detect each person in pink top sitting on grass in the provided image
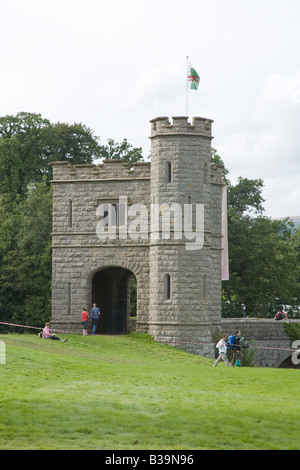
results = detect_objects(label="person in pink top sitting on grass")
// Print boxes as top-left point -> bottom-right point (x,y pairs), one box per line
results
41,323 -> 68,342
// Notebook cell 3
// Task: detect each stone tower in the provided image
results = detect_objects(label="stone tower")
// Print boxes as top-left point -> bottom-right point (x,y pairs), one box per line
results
147,117 -> 223,356
51,116 -> 224,358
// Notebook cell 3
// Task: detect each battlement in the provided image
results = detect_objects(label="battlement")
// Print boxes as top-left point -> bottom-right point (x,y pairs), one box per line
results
51,160 -> 151,181
211,164 -> 224,185
150,116 -> 213,139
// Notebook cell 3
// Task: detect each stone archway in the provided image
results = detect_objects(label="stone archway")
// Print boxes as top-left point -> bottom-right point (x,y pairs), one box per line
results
92,266 -> 136,334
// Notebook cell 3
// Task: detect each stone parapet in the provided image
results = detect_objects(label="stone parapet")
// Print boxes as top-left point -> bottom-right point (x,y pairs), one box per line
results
51,160 -> 150,181
150,116 -> 213,139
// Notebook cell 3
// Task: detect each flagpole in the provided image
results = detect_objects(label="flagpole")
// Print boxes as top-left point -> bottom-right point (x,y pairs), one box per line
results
186,56 -> 189,116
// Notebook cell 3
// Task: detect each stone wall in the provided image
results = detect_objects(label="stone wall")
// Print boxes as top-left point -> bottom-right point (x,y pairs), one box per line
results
146,116 -> 223,357
148,318 -> 297,367
51,159 -> 151,331
51,116 -> 224,346
218,318 -> 297,367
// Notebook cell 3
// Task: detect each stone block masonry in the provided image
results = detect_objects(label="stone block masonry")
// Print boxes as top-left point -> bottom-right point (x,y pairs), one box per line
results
51,116 -> 224,357
219,319 -> 299,368
51,159 -> 151,334
147,117 -> 223,358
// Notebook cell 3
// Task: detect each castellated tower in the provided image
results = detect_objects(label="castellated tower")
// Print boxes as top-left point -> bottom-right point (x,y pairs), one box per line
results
147,116 -> 224,356
51,116 -> 224,358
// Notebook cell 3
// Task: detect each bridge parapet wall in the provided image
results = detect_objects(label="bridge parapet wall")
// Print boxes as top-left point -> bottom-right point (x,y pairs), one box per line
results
220,318 -> 299,367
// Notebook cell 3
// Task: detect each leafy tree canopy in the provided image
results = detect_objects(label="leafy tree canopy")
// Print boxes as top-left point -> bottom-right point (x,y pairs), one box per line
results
99,138 -> 144,166
0,112 -> 102,199
211,148 -> 299,318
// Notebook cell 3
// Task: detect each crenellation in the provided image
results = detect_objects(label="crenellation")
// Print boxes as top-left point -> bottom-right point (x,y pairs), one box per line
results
211,164 -> 224,185
130,161 -> 151,178
52,159 -> 151,182
150,116 -> 213,139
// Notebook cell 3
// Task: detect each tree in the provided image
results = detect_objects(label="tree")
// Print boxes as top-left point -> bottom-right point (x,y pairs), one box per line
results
227,177 -> 265,217
291,227 -> 300,297
0,112 -> 101,199
99,138 -> 144,166
0,112 -> 102,329
214,150 -> 299,318
223,216 -> 298,317
39,121 -> 102,178
0,181 -> 52,328
0,113 -> 50,198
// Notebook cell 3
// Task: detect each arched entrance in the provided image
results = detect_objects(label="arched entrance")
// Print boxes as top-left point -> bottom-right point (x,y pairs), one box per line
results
92,267 -> 136,334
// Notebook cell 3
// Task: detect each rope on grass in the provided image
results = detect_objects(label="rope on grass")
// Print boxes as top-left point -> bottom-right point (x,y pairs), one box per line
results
0,321 -> 297,352
156,337 -> 297,352
0,321 -> 68,334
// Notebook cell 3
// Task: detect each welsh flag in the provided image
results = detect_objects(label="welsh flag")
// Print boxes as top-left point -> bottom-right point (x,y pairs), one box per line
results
188,63 -> 200,90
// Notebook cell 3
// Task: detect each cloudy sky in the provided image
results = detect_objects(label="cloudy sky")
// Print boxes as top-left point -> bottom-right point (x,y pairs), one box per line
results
1,0 -> 299,218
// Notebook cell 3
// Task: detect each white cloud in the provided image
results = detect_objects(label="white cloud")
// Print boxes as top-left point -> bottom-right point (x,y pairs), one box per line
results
0,0 -> 300,217
213,69 -> 300,216
260,72 -> 300,106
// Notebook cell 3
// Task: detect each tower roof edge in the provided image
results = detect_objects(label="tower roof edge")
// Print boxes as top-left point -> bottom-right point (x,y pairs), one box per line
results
150,115 -> 213,138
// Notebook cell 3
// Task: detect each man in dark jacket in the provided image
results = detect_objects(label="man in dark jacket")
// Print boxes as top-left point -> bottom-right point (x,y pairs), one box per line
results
231,330 -> 241,367
90,303 -> 101,335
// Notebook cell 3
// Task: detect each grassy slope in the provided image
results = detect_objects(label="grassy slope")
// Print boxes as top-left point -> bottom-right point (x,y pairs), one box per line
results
0,333 -> 299,450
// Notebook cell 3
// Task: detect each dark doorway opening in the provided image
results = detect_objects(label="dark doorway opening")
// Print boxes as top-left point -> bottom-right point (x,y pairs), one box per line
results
92,267 -> 136,334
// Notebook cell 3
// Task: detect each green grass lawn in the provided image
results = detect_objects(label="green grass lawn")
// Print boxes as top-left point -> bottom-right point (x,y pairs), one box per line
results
0,332 -> 299,450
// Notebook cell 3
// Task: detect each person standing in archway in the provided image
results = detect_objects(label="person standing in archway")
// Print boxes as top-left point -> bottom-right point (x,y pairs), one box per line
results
91,303 -> 101,335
